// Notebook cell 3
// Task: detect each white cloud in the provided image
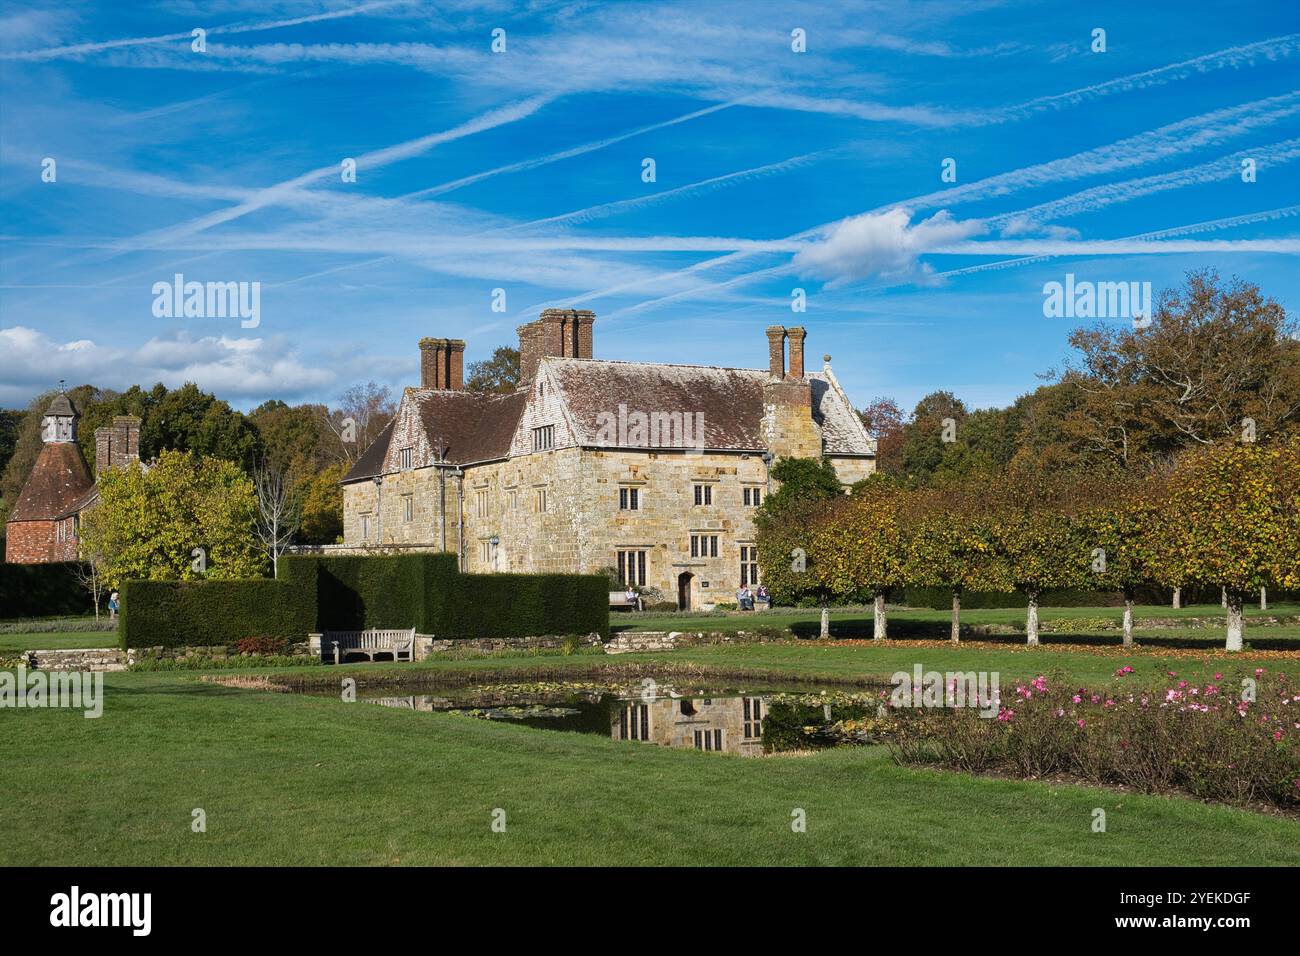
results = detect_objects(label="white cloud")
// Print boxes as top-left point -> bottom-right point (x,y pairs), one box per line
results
793,208 -> 986,283
0,326 -> 335,406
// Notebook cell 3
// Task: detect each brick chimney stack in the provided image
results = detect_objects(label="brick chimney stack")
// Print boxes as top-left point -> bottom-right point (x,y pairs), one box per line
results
766,326 -> 786,379
419,338 -> 466,390
94,416 -> 141,478
420,337 -> 446,389
787,326 -> 806,379
517,309 -> 596,386
447,339 -> 465,390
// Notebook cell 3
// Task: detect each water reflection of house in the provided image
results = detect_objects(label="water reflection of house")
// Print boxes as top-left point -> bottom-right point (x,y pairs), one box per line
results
614,695 -> 767,756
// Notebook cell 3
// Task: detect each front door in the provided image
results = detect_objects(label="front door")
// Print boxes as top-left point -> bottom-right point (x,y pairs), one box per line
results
677,572 -> 693,610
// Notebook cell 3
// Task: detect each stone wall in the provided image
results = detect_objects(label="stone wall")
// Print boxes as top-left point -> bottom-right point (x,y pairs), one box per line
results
23,646 -> 125,671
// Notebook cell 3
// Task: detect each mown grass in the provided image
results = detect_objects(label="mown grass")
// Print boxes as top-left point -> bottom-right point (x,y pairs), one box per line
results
0,631 -> 118,653
3,668 -> 1297,866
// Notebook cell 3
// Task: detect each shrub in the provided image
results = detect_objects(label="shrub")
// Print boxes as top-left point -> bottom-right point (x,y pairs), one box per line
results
886,668 -> 1300,811
234,635 -> 290,656
0,562 -> 92,617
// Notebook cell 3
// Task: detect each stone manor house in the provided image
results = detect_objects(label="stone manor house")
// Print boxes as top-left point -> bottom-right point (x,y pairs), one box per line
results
342,311 -> 875,609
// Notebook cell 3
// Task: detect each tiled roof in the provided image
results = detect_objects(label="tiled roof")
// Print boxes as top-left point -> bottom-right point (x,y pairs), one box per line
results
547,358 -> 875,455
343,357 -> 873,483
8,442 -> 95,521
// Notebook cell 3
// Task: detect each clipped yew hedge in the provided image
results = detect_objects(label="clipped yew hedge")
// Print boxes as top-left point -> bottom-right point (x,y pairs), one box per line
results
0,561 -> 93,618
120,578 -> 314,649
120,552 -> 609,648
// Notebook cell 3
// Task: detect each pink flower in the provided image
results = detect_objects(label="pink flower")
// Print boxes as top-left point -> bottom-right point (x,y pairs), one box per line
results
1072,695 -> 1082,704
1076,719 -> 1086,728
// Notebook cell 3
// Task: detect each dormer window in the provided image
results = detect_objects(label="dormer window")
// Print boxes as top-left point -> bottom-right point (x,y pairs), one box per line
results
399,447 -> 413,470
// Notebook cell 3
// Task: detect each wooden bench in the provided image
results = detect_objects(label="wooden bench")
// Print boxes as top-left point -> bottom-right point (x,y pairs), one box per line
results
609,591 -> 641,612
320,628 -> 416,663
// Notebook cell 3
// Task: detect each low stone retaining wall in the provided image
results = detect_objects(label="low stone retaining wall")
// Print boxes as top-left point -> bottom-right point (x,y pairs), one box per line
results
127,643 -> 313,666
603,630 -> 777,654
23,647 -> 126,672
416,632 -> 602,659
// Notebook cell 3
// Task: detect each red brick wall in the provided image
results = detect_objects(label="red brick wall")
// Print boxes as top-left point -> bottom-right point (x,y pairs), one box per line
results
4,518 -> 77,563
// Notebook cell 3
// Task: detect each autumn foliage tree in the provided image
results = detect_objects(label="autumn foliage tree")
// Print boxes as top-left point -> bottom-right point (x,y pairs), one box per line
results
986,472 -> 1081,645
1153,440 -> 1293,650
1070,473 -> 1166,645
811,477 -> 911,640
905,478 -> 1011,643
79,449 -> 266,589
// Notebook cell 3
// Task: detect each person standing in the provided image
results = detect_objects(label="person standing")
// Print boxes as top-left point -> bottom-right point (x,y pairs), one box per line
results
108,590 -> 120,622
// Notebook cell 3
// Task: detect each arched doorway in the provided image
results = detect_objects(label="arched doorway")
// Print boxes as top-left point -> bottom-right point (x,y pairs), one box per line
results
677,572 -> 694,611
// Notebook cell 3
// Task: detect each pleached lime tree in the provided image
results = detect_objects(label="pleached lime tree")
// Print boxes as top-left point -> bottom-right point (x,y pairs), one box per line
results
1153,440 -> 1289,651
905,478 -> 1011,643
811,476 -> 911,640
1071,472 -> 1165,646
987,471 -> 1081,645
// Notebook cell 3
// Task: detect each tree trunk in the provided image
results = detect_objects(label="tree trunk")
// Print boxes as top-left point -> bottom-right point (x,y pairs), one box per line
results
1122,588 -> 1134,647
873,589 -> 887,641
1221,586 -> 1227,608
1260,586 -> 1267,611
1171,587 -> 1180,609
1225,589 -> 1244,651
950,586 -> 962,644
1026,591 -> 1040,646
819,606 -> 829,641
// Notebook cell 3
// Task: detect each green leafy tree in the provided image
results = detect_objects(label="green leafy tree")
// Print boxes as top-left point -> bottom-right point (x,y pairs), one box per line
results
1071,473 -> 1165,645
987,471 -> 1082,645
79,449 -> 266,589
905,478 -> 1011,644
1153,441 -> 1290,650
811,479 -> 911,640
754,457 -> 844,608
466,346 -> 521,394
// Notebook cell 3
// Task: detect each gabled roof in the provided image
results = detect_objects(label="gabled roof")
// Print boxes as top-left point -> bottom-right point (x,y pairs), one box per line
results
342,355 -> 874,484
546,357 -> 875,455
8,442 -> 95,521
342,389 -> 529,483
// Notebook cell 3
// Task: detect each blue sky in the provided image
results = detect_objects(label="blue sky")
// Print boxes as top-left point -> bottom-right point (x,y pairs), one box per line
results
1,0 -> 1297,415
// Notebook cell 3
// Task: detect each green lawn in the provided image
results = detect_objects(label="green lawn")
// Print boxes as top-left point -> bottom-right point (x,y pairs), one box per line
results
0,631 -> 117,653
3,668 -> 1297,866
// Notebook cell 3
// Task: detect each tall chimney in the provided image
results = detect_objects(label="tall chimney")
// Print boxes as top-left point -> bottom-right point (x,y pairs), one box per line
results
420,337 -> 447,389
787,326 -> 806,379
95,416 -> 141,478
517,322 -> 544,386
447,339 -> 465,390
575,310 -> 595,358
766,326 -> 786,379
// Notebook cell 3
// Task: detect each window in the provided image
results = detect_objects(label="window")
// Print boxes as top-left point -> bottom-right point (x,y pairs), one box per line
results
743,697 -> 763,739
743,487 -> 762,507
361,515 -> 371,541
618,487 -> 640,511
619,704 -> 649,741
402,495 -> 414,523
693,729 -> 723,752
740,545 -> 760,587
509,489 -> 519,511
616,549 -> 646,587
56,521 -> 66,543
690,534 -> 718,558
534,488 -> 547,513
475,489 -> 490,518
480,540 -> 491,563
532,425 -> 555,451
399,446 -> 413,470
693,483 -> 712,506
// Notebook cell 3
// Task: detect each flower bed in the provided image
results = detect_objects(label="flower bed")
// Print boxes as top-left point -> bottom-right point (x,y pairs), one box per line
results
888,668 -> 1299,811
